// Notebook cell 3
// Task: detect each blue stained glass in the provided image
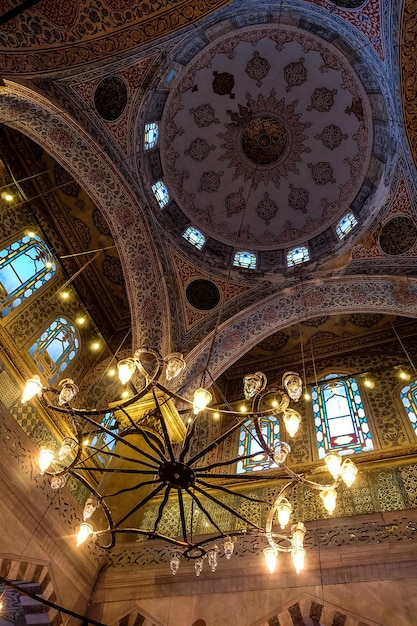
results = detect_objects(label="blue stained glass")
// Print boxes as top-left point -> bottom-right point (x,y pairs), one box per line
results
144,122 -> 159,150
29,317 -> 79,384
313,374 -> 373,458
237,416 -> 280,473
286,245 -> 310,267
336,212 -> 358,239
89,412 -> 118,465
151,180 -> 170,208
233,251 -> 257,270
0,235 -> 56,317
400,382 -> 417,432
183,226 -> 206,250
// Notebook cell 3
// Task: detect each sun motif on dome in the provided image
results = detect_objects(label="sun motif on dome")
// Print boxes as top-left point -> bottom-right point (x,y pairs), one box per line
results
218,90 -> 311,188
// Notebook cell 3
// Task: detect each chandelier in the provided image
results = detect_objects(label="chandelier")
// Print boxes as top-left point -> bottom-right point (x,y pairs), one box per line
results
22,347 -> 358,577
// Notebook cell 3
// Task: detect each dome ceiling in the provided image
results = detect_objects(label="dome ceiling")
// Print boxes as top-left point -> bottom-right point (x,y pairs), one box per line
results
162,25 -> 373,252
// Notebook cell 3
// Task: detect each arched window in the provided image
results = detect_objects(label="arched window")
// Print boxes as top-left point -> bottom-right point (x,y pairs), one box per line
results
28,317 -> 79,384
312,374 -> 374,459
89,411 -> 118,465
237,416 -> 280,473
0,234 -> 55,317
400,380 -> 417,435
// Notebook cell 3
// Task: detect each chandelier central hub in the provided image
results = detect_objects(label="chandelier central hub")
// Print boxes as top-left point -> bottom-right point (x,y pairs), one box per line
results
159,461 -> 196,489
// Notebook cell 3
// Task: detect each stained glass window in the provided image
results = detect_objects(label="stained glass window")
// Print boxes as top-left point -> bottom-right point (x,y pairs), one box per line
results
151,180 -> 170,208
183,226 -> 206,250
144,122 -> 159,150
28,317 -> 79,384
336,212 -> 358,240
89,412 -> 118,465
233,251 -> 257,269
237,416 -> 280,473
312,374 -> 373,459
286,245 -> 310,267
400,381 -> 417,435
0,234 -> 56,317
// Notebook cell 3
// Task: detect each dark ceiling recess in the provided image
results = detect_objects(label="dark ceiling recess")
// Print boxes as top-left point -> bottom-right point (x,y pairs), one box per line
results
186,279 -> 221,310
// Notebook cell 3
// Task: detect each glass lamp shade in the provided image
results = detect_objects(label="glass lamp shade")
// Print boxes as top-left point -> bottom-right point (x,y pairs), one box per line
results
282,371 -> 303,402
50,473 -> 67,489
292,547 -> 306,574
208,547 -> 218,572
195,557 -> 204,576
76,522 -> 93,546
340,459 -> 358,487
83,494 -> 99,520
324,451 -> 343,480
320,488 -> 337,514
273,441 -> 291,465
58,436 -> 76,459
193,388 -> 212,414
117,358 -> 136,385
223,536 -> 235,559
39,449 -> 55,474
276,498 -> 292,529
58,379 -> 79,406
291,522 -> 306,548
22,375 -> 42,403
263,547 -> 278,574
164,352 -> 186,381
283,409 -> 302,437
170,553 -> 180,575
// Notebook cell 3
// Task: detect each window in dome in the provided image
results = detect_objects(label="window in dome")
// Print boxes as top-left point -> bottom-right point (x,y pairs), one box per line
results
151,180 -> 170,208
28,316 -> 79,384
0,234 -> 56,317
286,245 -> 310,267
312,374 -> 374,459
233,251 -> 257,269
336,212 -> 358,240
144,122 -> 159,150
400,380 -> 417,435
237,416 -> 280,473
182,226 -> 206,250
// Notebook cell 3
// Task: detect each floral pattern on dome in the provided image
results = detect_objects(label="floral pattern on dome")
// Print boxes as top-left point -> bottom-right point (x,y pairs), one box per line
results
307,87 -> 337,112
284,57 -> 308,91
256,193 -> 279,225
315,124 -> 348,150
185,138 -> 215,162
245,51 -> 271,87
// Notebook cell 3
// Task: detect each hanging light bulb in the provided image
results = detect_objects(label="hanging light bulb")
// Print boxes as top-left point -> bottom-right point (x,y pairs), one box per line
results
320,488 -> 337,514
117,358 -> 136,385
195,557 -> 204,576
283,409 -> 302,437
223,536 -> 235,559
193,388 -> 212,414
282,371 -> 303,402
276,498 -> 292,529
340,458 -> 358,487
324,451 -> 343,480
58,436 -> 76,459
170,553 -> 180,575
83,494 -> 99,520
164,352 -> 186,381
76,522 -> 93,546
58,379 -> 79,406
273,441 -> 291,465
38,449 -> 55,474
50,473 -> 67,489
22,375 -> 42,403
208,546 -> 218,572
291,522 -> 306,548
291,547 -> 306,574
263,547 -> 277,574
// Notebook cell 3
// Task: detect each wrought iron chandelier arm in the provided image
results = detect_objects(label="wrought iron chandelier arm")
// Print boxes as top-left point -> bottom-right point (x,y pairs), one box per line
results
177,489 -> 190,544
153,485 -> 172,534
195,472 -> 277,481
196,478 -> 269,504
117,406 -> 168,463
100,478 -> 161,499
115,483 -> 166,527
96,527 -> 189,549
185,487 -> 225,537
82,445 -> 159,470
152,388 -> 175,462
192,483 -> 264,533
179,417 -> 196,462
187,415 -> 248,466
194,450 -> 271,472
72,466 -> 158,474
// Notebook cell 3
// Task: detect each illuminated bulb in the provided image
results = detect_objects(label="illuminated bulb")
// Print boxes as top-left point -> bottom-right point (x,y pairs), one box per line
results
304,392 -> 311,401
121,390 -> 129,399
45,260 -> 53,269
208,547 -> 218,572
324,452 -> 342,480
22,375 -> 42,403
320,488 -> 337,514
263,547 -> 277,574
27,231 -> 35,238
223,535 -> 235,559
283,408 -> 302,438
76,316 -> 86,325
0,597 -> 3,610
282,371 -> 303,402
39,449 -> 55,474
291,521 -> 306,548
170,553 -> 180,575
213,412 -> 220,420
83,438 -> 90,447
58,378 -> 78,405
276,498 -> 292,529
195,557 -> 204,577
50,474 -> 67,489
83,494 -> 99,520
76,522 -> 93,546
187,416 -> 193,424
292,547 -> 306,574
399,370 -> 410,381
364,379 -> 374,389
193,388 -> 212,414
118,359 -> 136,385
272,399 -> 278,408
1,190 -> 14,202
107,368 -> 116,377
340,459 -> 358,488
60,291 -> 70,300
58,436 -> 75,459
91,341 -> 100,351
240,404 -> 247,413
273,441 -> 291,465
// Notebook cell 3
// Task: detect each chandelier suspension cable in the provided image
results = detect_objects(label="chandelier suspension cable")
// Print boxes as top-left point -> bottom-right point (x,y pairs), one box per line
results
390,319 -> 417,374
